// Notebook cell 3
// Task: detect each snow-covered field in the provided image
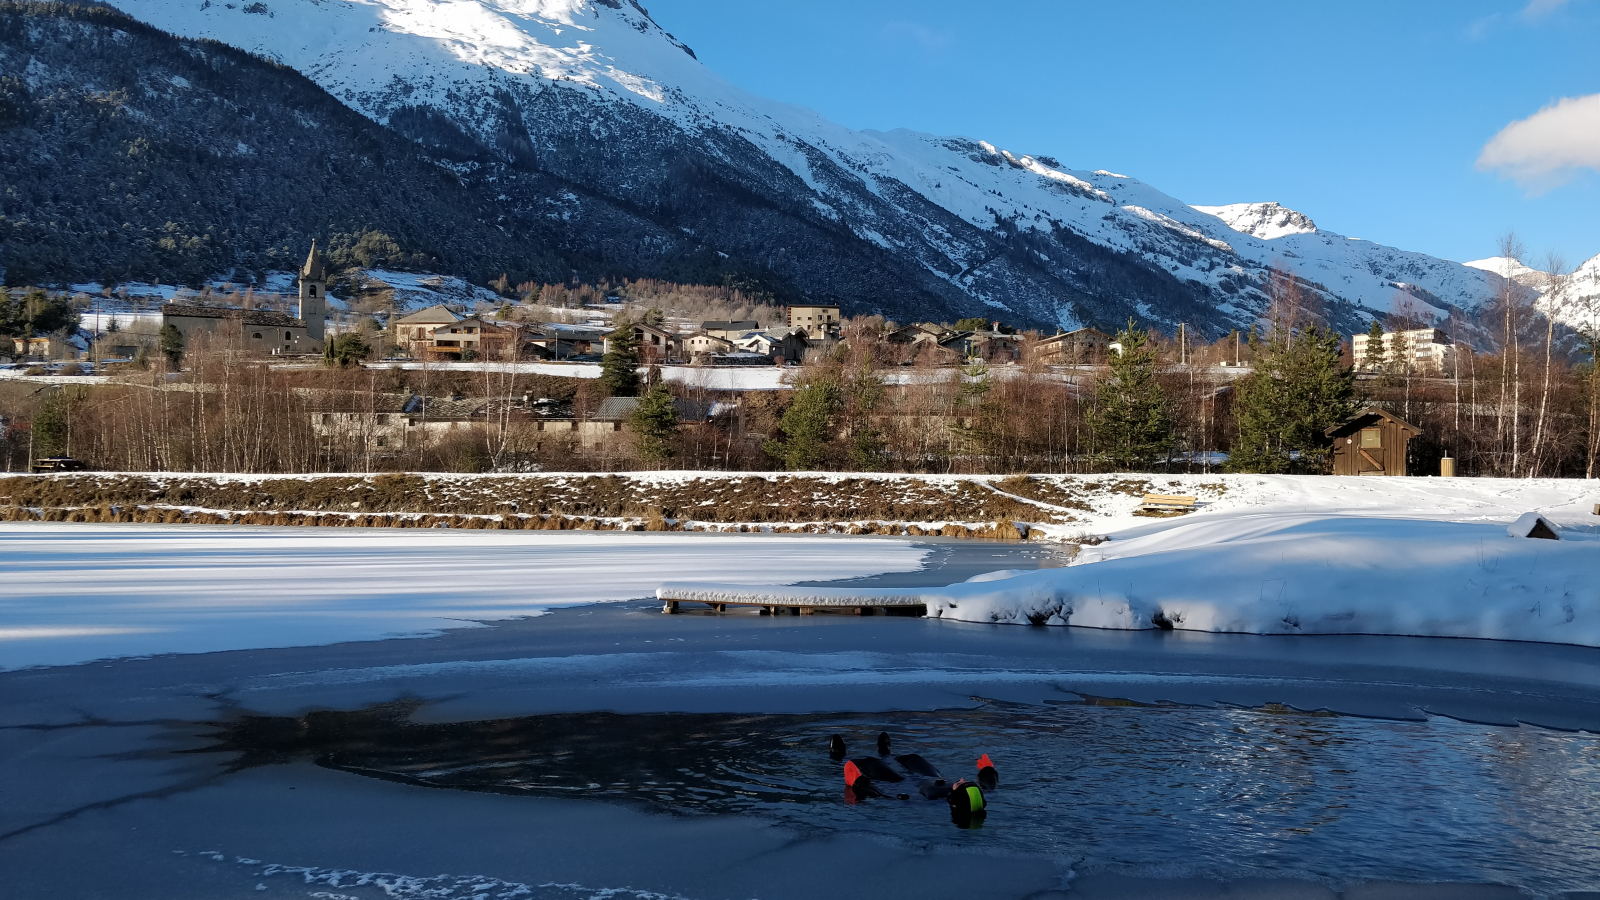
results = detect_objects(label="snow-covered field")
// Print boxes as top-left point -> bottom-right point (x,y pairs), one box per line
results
0,525 -> 926,669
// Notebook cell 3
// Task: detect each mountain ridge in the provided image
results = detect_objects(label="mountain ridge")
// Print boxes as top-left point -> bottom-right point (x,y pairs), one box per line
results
11,0 -> 1593,339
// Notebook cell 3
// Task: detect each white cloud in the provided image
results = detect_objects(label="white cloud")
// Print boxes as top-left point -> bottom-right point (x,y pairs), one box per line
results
1522,0 -> 1570,18
1477,93 -> 1600,191
882,20 -> 953,51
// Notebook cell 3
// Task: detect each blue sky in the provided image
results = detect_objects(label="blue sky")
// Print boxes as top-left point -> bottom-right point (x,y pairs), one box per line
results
656,1 -> 1600,267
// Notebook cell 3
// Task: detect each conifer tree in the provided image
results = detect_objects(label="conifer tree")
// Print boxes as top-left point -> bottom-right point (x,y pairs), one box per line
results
158,323 -> 185,368
599,319 -> 640,397
1363,319 -> 1386,372
763,375 -> 841,470
323,333 -> 370,368
1087,321 -> 1172,470
627,381 -> 678,464
844,362 -> 887,470
1226,323 -> 1354,474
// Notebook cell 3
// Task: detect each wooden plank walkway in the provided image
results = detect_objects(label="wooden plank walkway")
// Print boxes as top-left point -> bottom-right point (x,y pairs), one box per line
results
656,583 -> 927,617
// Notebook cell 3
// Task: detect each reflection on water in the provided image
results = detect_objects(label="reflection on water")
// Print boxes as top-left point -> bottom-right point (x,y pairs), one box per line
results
203,700 -> 1600,896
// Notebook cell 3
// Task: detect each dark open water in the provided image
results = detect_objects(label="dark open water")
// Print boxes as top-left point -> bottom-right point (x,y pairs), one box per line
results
207,699 -> 1600,896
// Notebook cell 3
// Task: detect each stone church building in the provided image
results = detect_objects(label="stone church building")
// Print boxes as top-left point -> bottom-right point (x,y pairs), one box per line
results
160,243 -> 329,354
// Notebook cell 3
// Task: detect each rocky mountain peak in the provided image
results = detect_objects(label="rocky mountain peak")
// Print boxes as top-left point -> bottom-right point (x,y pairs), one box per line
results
1192,202 -> 1318,241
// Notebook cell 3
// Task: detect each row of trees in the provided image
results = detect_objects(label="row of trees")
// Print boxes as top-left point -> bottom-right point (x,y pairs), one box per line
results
5,250 -> 1597,476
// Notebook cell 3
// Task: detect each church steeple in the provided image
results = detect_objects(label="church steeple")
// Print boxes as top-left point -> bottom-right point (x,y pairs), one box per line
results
300,239 -> 327,283
297,240 -> 328,343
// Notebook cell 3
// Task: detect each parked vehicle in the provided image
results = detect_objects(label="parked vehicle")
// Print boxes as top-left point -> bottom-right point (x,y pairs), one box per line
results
31,456 -> 90,473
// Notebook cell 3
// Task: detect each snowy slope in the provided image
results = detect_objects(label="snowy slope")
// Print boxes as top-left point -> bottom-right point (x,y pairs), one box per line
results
115,0 -> 1505,332
1466,253 -> 1600,330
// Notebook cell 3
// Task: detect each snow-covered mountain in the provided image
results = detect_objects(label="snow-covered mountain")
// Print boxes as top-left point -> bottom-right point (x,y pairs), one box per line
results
1192,202 -> 1318,241
107,0 -> 1518,337
1466,254 -> 1600,332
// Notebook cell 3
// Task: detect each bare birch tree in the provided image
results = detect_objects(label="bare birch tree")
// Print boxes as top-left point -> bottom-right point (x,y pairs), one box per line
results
1527,253 -> 1568,477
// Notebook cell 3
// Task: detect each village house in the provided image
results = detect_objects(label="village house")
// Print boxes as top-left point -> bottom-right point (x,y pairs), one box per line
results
939,329 -> 1021,363
786,303 -> 841,340
522,323 -> 609,360
1032,327 -> 1112,365
427,316 -> 515,360
606,322 -> 682,362
393,305 -> 460,357
308,393 -> 495,451
582,395 -> 713,449
685,331 -> 735,362
10,333 -> 86,360
733,328 -> 809,364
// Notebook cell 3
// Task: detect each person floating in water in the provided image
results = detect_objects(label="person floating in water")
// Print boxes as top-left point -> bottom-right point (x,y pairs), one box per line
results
947,776 -> 986,828
833,733 -> 994,815
976,753 -> 998,792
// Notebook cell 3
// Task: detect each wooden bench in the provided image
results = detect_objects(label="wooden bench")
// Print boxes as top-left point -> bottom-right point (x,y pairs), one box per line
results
1136,493 -> 1197,516
660,598 -> 923,616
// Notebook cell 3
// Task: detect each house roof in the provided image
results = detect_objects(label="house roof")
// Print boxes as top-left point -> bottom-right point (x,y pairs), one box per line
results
1325,407 -> 1422,438
300,390 -> 413,413
630,322 -> 677,339
593,396 -> 713,421
431,316 -> 511,334
162,303 -> 304,329
1037,327 -> 1111,345
702,319 -> 759,332
405,395 -> 487,419
395,304 -> 460,325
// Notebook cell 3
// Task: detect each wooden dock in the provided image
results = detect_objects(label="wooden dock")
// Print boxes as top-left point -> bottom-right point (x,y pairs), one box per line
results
656,583 -> 927,617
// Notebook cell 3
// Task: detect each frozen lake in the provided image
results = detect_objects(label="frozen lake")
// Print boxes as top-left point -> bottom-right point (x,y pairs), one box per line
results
4,525 -> 1600,898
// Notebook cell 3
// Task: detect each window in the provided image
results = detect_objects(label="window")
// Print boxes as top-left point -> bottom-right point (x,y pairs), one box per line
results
375,437 -> 387,448
1360,428 -> 1382,449
613,422 -> 622,432
285,331 -> 292,340
321,414 -> 333,425
376,414 -> 389,425
251,332 -> 263,339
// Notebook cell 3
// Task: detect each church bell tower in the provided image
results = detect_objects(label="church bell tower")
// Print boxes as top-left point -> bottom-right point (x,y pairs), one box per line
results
297,240 -> 328,342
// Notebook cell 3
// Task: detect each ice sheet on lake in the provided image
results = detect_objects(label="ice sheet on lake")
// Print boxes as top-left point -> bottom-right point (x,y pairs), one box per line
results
0,524 -> 927,669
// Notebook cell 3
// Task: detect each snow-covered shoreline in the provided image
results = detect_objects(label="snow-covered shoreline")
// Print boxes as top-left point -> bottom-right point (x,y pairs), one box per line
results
654,474 -> 1600,646
662,511 -> 1600,646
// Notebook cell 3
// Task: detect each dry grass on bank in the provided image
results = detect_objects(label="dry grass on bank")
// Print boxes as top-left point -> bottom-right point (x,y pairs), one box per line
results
0,472 -> 1066,525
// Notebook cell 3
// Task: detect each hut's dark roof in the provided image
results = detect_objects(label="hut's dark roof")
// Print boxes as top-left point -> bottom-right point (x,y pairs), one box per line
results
1326,407 -> 1421,438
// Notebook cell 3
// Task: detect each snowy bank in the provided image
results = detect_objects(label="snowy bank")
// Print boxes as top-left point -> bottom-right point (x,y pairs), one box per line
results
661,513 -> 1600,647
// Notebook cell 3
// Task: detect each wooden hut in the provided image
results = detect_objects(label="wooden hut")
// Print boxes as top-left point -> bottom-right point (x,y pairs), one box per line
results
1326,408 -> 1420,476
